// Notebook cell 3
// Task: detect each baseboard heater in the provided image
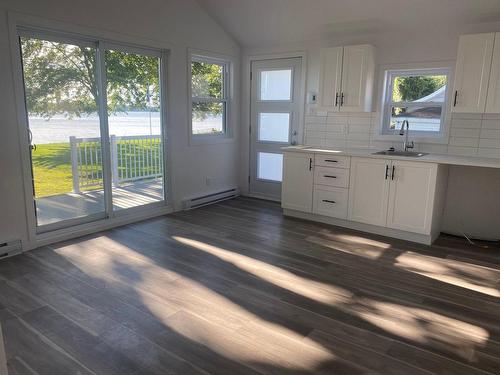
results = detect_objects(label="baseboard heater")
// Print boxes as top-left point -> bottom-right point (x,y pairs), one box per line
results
182,188 -> 239,210
0,240 -> 23,260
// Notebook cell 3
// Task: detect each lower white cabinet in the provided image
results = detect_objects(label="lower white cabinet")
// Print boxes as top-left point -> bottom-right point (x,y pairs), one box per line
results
281,152 -> 446,243
281,152 -> 314,212
348,157 -> 390,226
348,157 -> 438,234
386,160 -> 437,234
313,185 -> 348,219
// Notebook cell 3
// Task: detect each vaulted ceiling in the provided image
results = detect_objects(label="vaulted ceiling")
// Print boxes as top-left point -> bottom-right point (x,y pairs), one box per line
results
196,0 -> 500,47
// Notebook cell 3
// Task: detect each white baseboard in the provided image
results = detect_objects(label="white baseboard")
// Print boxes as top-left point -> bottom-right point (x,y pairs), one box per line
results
283,209 -> 437,245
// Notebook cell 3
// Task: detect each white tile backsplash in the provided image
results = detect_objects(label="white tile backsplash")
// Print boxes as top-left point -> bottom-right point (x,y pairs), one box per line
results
304,108 -> 500,159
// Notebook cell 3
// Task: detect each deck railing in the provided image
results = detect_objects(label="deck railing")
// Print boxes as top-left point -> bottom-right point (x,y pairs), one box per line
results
69,135 -> 163,193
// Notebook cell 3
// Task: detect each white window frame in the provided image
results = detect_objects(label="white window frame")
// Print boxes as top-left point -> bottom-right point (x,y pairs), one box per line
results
375,62 -> 454,144
188,50 -> 232,144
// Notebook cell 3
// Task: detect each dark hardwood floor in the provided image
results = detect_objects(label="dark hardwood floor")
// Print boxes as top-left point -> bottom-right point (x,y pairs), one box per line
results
0,197 -> 499,374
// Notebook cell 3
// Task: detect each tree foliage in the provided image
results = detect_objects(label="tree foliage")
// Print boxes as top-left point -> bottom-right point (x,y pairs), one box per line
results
394,75 -> 446,102
191,61 -> 224,121
20,38 -> 159,119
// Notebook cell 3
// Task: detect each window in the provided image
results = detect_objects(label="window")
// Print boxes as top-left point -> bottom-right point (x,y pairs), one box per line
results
190,54 -> 229,138
382,69 -> 449,136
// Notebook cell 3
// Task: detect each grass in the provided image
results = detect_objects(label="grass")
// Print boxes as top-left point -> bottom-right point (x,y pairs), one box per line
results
32,143 -> 74,198
32,141 -> 162,198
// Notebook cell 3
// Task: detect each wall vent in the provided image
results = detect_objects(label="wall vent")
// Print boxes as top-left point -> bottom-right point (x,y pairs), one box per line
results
0,240 -> 23,260
182,188 -> 239,210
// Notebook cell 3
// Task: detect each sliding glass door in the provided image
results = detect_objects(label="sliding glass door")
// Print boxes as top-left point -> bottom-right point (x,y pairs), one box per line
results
18,31 -> 166,232
105,49 -> 164,211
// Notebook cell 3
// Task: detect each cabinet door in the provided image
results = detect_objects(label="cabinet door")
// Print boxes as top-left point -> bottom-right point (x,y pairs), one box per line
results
486,33 -> 500,113
348,157 -> 390,226
319,47 -> 343,109
452,33 -> 494,113
340,45 -> 375,112
281,152 -> 314,212
386,161 -> 437,234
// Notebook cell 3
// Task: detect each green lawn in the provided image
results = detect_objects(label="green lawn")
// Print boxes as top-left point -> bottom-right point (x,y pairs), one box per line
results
32,143 -> 74,198
32,141 -> 162,198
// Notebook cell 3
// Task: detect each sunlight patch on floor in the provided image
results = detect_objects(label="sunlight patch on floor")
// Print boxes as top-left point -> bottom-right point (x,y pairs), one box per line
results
306,235 -> 389,259
395,252 -> 500,297
355,299 -> 489,360
172,236 -> 353,305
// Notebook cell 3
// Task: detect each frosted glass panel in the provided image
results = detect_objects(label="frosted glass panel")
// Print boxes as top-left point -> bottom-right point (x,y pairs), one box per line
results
258,113 -> 290,142
260,70 -> 292,101
258,152 -> 283,181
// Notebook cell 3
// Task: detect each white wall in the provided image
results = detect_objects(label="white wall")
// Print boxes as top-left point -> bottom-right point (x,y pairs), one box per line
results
0,0 -> 241,247
241,23 -> 500,239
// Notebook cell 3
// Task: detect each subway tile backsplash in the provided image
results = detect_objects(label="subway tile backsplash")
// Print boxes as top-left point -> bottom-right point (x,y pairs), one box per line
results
304,109 -> 500,158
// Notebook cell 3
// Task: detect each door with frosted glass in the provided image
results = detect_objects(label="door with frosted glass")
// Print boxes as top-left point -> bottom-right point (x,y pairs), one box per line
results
249,58 -> 302,200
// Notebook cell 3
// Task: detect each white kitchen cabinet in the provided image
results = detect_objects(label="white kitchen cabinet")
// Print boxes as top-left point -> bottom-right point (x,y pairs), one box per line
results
486,33 -> 500,113
281,152 -> 314,212
348,157 -> 390,226
319,44 -> 375,112
386,160 -> 437,235
313,185 -> 349,219
452,33 -> 494,113
319,47 -> 343,108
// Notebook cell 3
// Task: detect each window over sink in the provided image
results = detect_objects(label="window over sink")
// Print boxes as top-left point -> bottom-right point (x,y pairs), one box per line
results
381,68 -> 450,137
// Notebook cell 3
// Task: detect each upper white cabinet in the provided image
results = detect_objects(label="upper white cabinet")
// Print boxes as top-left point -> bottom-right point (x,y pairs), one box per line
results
452,33 -> 494,113
319,47 -> 343,108
281,152 -> 314,212
486,33 -> 500,113
319,45 -> 375,112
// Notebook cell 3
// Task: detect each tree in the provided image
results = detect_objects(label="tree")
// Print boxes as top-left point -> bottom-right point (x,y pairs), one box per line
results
395,76 -> 446,102
191,60 -> 224,121
20,37 -> 160,119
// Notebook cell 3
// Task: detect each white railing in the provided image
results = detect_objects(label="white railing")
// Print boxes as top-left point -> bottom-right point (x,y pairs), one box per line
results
70,135 -> 163,193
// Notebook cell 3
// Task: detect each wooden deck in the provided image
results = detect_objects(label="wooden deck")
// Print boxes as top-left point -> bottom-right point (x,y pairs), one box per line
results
36,179 -> 164,226
0,197 -> 499,374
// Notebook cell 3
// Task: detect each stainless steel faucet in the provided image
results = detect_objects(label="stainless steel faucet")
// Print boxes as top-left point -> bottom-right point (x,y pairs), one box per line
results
399,120 -> 414,151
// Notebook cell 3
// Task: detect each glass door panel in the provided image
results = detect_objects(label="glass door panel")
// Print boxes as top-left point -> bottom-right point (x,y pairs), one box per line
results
105,49 -> 164,211
20,36 -> 106,228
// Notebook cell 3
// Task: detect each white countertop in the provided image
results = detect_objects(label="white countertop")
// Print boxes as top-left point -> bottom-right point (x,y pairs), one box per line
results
282,146 -> 500,169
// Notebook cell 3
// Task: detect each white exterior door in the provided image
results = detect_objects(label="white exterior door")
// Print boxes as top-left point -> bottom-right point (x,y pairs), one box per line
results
348,157 -> 390,226
249,58 -> 302,200
281,152 -> 313,212
319,47 -> 343,109
386,161 -> 437,235
452,33 -> 494,113
339,45 -> 374,112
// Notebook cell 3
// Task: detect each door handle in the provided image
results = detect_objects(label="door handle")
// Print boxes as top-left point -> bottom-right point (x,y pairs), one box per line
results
391,165 -> 396,180
322,199 -> 336,204
335,92 -> 339,107
324,175 -> 337,179
385,165 -> 389,180
453,90 -> 458,107
309,158 -> 313,171
324,159 -> 338,163
340,92 -> 345,106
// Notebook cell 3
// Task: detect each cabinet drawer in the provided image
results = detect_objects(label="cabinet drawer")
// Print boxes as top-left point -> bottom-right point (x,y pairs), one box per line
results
313,186 -> 348,219
315,154 -> 350,168
314,167 -> 349,188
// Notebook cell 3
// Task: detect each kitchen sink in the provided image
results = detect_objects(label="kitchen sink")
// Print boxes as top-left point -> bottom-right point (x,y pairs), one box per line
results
373,150 -> 428,157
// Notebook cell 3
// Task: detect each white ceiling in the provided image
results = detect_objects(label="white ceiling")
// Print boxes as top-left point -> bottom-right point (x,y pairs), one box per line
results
196,0 -> 500,47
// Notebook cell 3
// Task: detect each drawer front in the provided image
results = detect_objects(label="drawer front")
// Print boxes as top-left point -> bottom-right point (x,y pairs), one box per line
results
314,167 -> 349,188
313,186 -> 348,219
315,154 -> 350,168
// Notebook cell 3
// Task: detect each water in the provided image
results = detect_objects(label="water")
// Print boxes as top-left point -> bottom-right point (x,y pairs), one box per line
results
29,111 -> 222,144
